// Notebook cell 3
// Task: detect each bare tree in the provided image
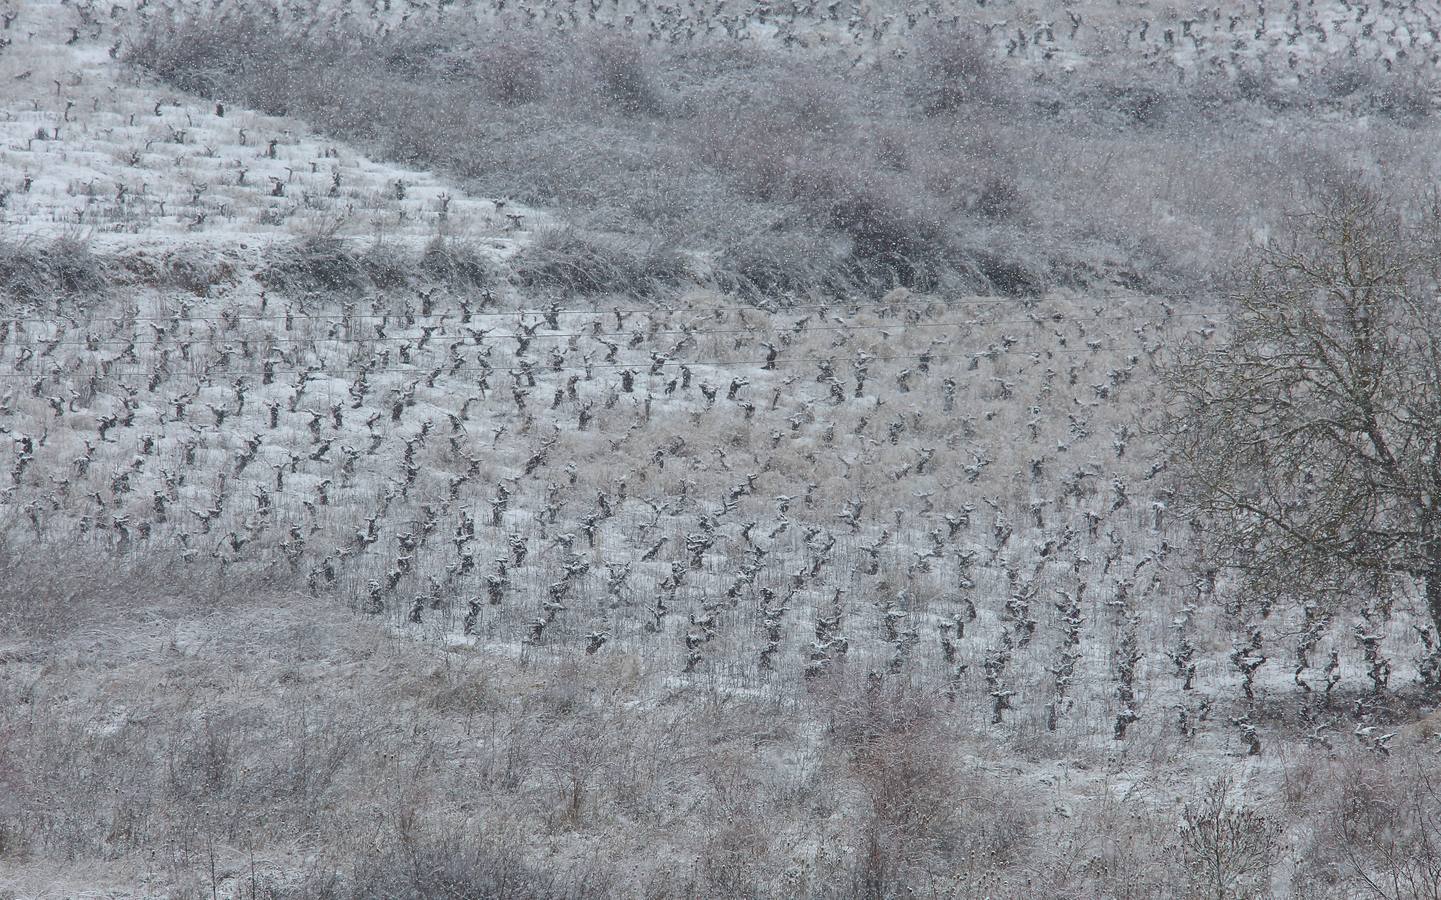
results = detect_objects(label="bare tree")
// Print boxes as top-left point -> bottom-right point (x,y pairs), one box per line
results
1164,183 -> 1441,638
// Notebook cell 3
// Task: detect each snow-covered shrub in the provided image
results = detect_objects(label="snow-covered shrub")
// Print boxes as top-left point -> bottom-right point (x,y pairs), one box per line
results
587,35 -> 667,117
911,26 -> 998,115
511,228 -> 687,295
258,236 -> 375,295
825,180 -> 956,291
0,235 -> 108,300
328,833 -> 584,899
418,238 -> 492,289
472,36 -> 550,106
973,172 -> 1029,223
713,228 -> 849,300
1371,69 -> 1436,123
1289,750 -> 1441,898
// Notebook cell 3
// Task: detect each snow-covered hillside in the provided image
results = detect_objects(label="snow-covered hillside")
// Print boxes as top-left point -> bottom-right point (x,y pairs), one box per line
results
2,1 -> 1441,898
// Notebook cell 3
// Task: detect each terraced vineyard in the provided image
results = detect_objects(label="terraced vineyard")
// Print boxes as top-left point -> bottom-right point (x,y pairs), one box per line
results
3,0 -> 1441,897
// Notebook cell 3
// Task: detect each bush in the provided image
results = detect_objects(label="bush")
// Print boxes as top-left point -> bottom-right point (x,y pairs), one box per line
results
162,252 -> 235,294
360,242 -> 419,291
1235,66 -> 1293,110
973,172 -> 1029,223
913,27 -> 998,114
693,111 -> 808,202
1179,776 -> 1276,900
821,676 -> 1034,897
113,249 -> 235,295
123,17 -> 236,97
770,73 -> 849,134
1320,58 -> 1372,99
257,236 -> 496,296
259,236 -> 374,295
0,235 -> 108,300
310,837 -> 575,900
975,247 -> 1041,296
375,32 -> 453,79
473,36 -> 549,106
589,36 -> 666,117
827,184 -> 954,291
1103,81 -> 1171,126
511,228 -> 688,295
419,238 -> 492,288
1187,71 -> 1241,112
1371,70 -> 1435,122
713,228 -> 849,300
1331,756 -> 1441,898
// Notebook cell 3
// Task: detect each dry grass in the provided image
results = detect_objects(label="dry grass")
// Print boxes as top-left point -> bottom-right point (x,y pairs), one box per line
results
0,235 -> 110,302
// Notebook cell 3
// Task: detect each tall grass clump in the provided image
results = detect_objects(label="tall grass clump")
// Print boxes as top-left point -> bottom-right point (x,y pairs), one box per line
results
0,235 -> 109,300
255,236 -> 494,295
511,228 -> 688,296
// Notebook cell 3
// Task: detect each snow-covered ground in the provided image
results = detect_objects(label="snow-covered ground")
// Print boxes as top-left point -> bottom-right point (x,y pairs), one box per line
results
1,0 -> 1439,896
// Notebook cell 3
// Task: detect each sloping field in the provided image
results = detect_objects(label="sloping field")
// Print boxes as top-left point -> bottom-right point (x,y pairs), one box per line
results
2,0 -> 1441,897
